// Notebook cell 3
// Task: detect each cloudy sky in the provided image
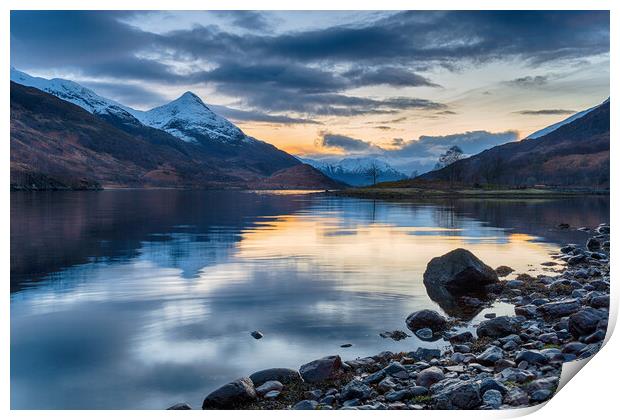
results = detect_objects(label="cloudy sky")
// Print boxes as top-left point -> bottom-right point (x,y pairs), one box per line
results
10,10 -> 609,169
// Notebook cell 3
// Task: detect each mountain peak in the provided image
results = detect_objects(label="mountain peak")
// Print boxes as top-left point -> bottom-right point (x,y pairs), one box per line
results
178,91 -> 204,104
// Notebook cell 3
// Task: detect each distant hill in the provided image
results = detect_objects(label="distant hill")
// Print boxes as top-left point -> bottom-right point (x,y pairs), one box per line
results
418,99 -> 609,188
10,81 -> 340,190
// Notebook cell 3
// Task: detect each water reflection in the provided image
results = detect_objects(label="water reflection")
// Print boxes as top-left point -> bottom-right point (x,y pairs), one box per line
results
10,191 -> 609,409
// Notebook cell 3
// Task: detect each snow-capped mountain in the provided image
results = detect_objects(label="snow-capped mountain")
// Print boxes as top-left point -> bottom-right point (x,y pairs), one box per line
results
526,98 -> 609,139
10,68 -> 254,145
301,156 -> 408,186
10,67 -> 135,121
127,92 -> 248,144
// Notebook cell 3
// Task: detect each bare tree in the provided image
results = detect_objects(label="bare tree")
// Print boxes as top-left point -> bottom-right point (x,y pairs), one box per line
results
365,162 -> 381,186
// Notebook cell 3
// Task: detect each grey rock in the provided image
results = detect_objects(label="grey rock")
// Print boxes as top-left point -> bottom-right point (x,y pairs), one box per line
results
303,389 -> 322,400
479,378 -> 508,395
410,347 -> 441,361
417,366 -> 445,388
589,294 -> 610,309
562,341 -> 587,354
411,386 -> 428,396
515,350 -> 548,365
431,379 -> 482,409
383,361 -> 408,378
476,345 -> 504,365
568,308 -> 605,337
299,355 -> 342,383
453,344 -> 471,353
504,387 -> 529,406
363,369 -> 385,384
482,390 -> 503,408
477,316 -> 517,338
423,248 -> 498,292
377,377 -> 397,393
538,332 -> 559,344
530,389 -> 553,402
340,379 -> 372,401
202,377 -> 257,409
249,368 -> 302,386
497,368 -> 536,383
292,400 -> 318,410
494,359 -> 516,371
537,299 -> 580,318
448,331 -> 474,344
406,309 -> 447,333
385,389 -> 413,402
586,238 -> 602,251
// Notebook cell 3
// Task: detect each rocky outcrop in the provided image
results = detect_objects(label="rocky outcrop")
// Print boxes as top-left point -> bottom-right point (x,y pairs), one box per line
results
423,248 -> 499,292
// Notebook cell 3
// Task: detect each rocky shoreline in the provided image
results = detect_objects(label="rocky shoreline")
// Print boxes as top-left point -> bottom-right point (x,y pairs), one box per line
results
169,223 -> 610,410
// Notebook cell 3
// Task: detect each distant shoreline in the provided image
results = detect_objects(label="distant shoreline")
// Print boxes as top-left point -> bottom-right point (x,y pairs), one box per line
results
327,187 -> 610,200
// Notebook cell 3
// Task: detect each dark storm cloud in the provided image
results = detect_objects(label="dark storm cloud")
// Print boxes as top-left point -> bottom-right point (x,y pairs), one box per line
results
316,132 -> 377,152
343,66 -> 440,87
314,129 -> 518,157
388,130 -> 519,158
11,10 -> 609,115
515,109 -> 575,116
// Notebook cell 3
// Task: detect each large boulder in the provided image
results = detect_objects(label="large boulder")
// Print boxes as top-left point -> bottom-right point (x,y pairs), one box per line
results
568,308 -> 606,338
202,377 -> 257,409
476,316 -> 517,338
299,355 -> 342,383
423,249 -> 499,292
249,368 -> 302,386
406,309 -> 447,333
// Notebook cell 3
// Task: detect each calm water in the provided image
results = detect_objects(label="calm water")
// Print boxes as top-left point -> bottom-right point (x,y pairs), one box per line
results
10,190 -> 609,409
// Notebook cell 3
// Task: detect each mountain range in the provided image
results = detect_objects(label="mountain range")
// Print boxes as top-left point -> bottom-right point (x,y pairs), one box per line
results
10,69 -> 342,190
419,98 -> 610,188
300,156 -> 409,186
